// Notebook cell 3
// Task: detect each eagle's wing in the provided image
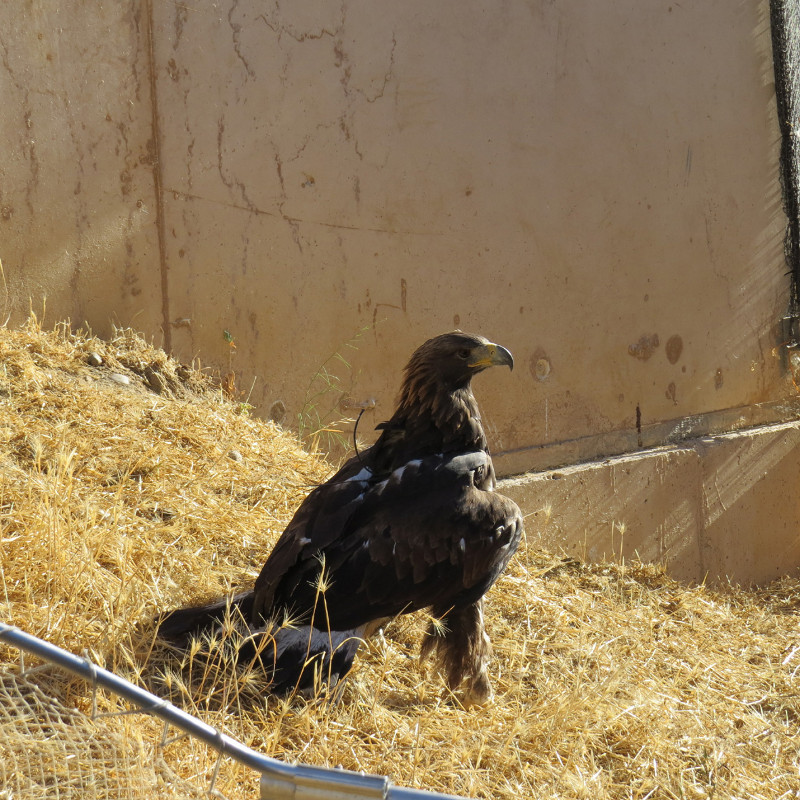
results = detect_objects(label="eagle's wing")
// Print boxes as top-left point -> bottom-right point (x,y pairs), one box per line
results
251,451 -> 522,631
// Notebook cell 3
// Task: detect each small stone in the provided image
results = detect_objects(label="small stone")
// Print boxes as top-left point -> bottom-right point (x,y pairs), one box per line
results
109,373 -> 130,385
228,449 -> 244,463
143,366 -> 166,393
87,352 -> 103,367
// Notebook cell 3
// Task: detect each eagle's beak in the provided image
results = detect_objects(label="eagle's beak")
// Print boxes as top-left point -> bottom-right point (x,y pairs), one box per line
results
469,342 -> 514,371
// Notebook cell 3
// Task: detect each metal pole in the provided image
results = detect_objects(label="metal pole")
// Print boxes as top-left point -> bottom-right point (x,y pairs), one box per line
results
0,622 -> 294,780
0,623 -> 469,800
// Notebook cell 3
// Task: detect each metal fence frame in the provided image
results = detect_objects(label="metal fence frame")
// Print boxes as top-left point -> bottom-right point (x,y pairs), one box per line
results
0,623 -> 469,800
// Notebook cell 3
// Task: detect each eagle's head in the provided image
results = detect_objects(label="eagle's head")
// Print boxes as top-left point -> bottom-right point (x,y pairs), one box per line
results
372,332 -> 514,469
404,331 -> 514,392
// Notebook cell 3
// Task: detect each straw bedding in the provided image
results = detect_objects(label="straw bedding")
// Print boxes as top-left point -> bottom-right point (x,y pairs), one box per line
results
0,319 -> 798,799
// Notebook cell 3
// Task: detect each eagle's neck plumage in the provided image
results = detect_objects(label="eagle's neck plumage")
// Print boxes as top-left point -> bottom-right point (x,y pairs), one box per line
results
396,372 -> 487,451
366,358 -> 488,479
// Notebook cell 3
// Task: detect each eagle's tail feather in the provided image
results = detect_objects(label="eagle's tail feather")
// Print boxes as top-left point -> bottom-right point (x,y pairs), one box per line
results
157,590 -> 255,643
243,625 -> 364,696
158,596 -> 364,697
421,598 -> 493,706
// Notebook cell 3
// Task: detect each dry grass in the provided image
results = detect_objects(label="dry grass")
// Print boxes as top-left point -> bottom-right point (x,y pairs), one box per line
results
1,319 -> 799,799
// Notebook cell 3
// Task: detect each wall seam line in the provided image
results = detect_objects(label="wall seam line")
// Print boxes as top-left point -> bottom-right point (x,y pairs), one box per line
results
144,0 -> 171,352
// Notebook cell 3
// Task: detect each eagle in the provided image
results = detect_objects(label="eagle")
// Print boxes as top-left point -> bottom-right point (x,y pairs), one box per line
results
158,332 -> 522,704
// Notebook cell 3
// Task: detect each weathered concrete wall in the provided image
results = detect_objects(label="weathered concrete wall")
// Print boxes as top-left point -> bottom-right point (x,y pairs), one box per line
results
1,1 -> 790,464
0,2 -> 162,333
0,2 -> 797,584
500,419 -> 800,587
148,0 -> 791,471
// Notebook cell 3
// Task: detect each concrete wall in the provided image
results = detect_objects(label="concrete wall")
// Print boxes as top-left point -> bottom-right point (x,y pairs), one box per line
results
501,420 -> 800,587
1,1 -> 797,583
0,2 -> 162,333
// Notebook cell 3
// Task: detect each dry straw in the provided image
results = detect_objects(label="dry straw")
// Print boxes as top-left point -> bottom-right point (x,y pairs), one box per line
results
0,318 -> 799,799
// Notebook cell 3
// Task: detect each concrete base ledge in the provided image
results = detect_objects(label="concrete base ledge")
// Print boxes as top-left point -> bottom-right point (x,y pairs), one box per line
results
498,420 -> 800,587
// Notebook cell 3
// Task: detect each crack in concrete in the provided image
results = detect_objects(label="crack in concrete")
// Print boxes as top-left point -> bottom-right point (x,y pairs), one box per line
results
228,0 -> 255,78
173,1 -> 189,47
255,7 -> 341,45
272,150 -> 303,252
333,16 -> 397,164
216,115 -> 259,216
165,188 -> 446,237
220,1 -> 399,235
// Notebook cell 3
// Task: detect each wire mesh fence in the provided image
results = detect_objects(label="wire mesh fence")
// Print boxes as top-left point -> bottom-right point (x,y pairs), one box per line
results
0,623 -> 467,800
0,667 -> 206,800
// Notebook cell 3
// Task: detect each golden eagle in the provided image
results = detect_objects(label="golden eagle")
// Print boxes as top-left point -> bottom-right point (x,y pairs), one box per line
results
159,332 -> 522,704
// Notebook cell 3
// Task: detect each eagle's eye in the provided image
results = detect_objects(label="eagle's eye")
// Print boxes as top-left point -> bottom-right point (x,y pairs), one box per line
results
457,348 -> 471,360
